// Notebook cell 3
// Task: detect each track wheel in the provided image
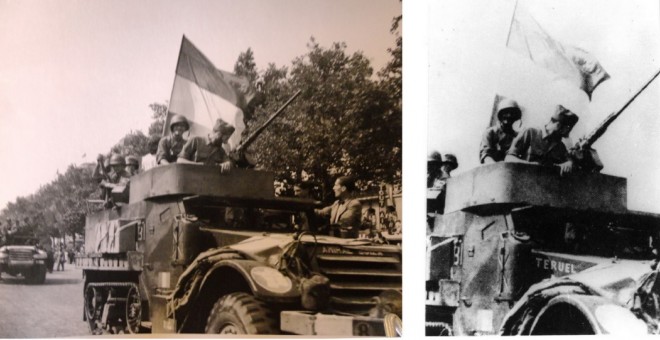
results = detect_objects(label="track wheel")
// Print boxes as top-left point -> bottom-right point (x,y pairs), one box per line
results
205,292 -> 278,335
125,285 -> 142,334
84,286 -> 104,335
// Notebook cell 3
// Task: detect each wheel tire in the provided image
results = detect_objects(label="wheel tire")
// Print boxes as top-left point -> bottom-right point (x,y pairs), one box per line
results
32,267 -> 46,284
125,285 -> 143,334
205,292 -> 278,335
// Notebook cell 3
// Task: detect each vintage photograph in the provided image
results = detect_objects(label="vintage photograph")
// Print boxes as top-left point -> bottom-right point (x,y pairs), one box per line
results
0,0 -> 401,336
426,0 -> 660,336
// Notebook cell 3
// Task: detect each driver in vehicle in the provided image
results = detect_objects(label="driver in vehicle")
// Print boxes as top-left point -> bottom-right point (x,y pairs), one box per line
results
315,176 -> 361,238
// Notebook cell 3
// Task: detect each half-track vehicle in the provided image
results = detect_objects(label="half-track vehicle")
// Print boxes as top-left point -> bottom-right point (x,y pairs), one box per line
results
426,162 -> 660,335
0,235 -> 48,284
77,164 -> 402,335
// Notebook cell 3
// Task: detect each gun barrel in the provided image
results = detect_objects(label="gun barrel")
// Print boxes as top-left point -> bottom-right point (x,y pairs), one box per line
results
236,89 -> 302,152
584,68 -> 660,147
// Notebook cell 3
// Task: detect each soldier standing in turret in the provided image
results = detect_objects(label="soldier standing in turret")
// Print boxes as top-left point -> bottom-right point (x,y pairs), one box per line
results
157,114 -> 189,165
480,99 -> 522,164
177,118 -> 235,172
505,105 -> 579,176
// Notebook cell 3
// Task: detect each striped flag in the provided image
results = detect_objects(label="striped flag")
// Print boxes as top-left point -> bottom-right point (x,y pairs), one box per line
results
507,5 -> 610,99
164,36 -> 255,149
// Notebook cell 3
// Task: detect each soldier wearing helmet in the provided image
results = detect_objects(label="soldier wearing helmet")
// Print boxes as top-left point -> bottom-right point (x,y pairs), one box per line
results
125,155 -> 140,176
427,152 -> 458,215
506,105 -> 579,176
480,98 -> 522,164
157,114 -> 189,165
177,118 -> 235,173
92,153 -> 130,208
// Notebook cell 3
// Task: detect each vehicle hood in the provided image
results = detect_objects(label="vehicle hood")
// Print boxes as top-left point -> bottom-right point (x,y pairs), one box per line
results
532,250 -> 653,307
227,233 -> 384,263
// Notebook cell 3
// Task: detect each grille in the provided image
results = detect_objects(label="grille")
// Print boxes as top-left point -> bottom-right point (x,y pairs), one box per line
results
314,245 -> 402,315
8,249 -> 34,261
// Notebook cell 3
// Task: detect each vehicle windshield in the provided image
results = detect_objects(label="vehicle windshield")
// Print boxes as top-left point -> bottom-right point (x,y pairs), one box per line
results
182,196 -> 316,233
511,206 -> 660,260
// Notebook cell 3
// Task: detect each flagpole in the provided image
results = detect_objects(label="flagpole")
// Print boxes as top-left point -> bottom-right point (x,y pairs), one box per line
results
505,0 -> 520,47
164,35 -> 188,137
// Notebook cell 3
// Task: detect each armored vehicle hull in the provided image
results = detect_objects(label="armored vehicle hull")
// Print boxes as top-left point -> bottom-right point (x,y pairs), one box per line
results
77,164 -> 401,335
426,163 -> 660,335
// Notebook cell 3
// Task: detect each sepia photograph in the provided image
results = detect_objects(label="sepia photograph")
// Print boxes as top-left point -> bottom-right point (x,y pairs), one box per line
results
426,0 -> 660,336
0,0 -> 401,336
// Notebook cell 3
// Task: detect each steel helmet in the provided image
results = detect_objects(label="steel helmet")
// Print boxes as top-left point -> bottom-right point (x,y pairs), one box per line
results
428,151 -> 443,164
442,154 -> 458,171
169,115 -> 190,132
125,155 -> 139,167
496,99 -> 522,121
109,154 -> 126,166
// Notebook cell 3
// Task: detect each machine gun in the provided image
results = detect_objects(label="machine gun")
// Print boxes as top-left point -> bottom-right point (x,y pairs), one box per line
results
571,69 -> 660,172
230,90 -> 302,167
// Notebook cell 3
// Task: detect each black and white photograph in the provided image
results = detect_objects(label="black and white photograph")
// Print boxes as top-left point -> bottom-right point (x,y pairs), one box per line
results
425,0 -> 660,336
0,0 -> 401,336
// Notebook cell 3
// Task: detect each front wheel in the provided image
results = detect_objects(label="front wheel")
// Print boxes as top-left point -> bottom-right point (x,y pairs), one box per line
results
205,292 -> 278,335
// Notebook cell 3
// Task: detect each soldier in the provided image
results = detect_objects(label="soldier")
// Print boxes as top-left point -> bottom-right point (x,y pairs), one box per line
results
141,135 -> 160,171
427,151 -> 443,188
177,118 -> 235,173
315,176 -> 362,238
505,105 -> 579,176
125,155 -> 140,176
94,154 -> 130,208
157,114 -> 189,165
427,153 -> 458,215
480,99 -> 522,163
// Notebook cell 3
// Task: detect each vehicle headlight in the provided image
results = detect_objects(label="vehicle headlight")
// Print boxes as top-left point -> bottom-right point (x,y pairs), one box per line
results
250,267 -> 292,294
0,249 -> 7,260
33,251 -> 47,260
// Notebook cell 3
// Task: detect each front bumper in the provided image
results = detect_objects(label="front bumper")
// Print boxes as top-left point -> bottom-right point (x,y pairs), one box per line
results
280,311 -> 387,336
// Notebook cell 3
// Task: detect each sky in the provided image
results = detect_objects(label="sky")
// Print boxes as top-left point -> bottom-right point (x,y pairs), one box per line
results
0,0 -> 401,210
428,0 -> 660,213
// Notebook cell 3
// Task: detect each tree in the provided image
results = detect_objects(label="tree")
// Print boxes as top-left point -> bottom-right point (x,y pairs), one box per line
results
234,48 -> 259,85
147,102 -> 168,137
111,130 -> 149,157
247,38 -> 401,200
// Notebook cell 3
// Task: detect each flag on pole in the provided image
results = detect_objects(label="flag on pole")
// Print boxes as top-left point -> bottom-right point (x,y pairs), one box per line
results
164,36 -> 255,149
506,5 -> 610,99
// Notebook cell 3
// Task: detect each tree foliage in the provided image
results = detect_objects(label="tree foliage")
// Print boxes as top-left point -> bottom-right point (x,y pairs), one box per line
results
244,35 -> 402,200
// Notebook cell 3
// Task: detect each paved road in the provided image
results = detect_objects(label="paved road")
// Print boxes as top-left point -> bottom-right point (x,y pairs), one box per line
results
0,266 -> 90,338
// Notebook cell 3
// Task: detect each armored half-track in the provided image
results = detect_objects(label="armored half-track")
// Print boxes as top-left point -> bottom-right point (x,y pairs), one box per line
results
426,162 -> 660,335
76,164 -> 401,335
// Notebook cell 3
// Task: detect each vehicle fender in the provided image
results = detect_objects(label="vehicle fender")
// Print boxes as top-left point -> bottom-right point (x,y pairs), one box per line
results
200,258 -> 300,301
527,294 -> 647,335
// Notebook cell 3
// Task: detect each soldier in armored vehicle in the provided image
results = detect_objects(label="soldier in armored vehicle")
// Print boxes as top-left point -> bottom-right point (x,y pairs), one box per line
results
505,105 -> 579,176
177,118 -> 235,173
157,114 -> 189,165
